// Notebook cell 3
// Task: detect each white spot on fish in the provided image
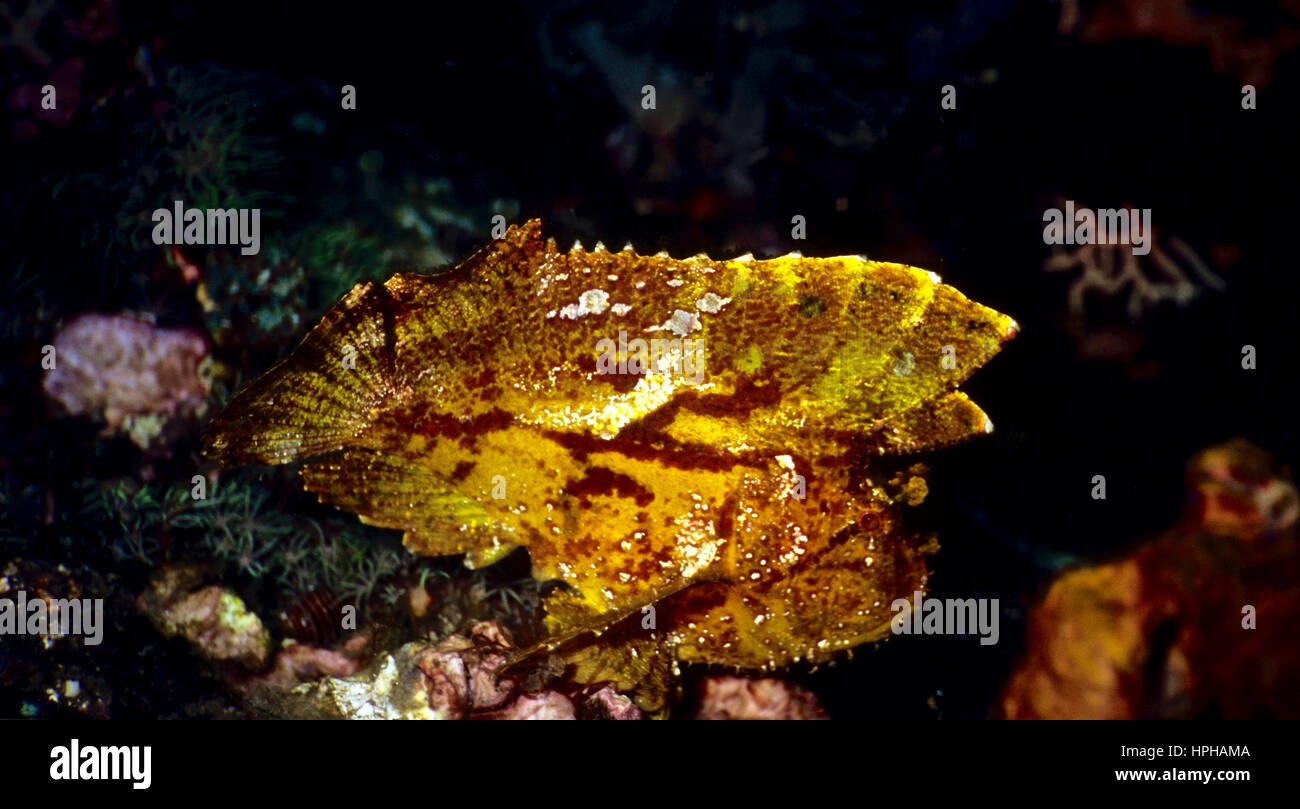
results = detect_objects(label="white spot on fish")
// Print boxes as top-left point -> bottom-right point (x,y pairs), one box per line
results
651,309 -> 700,336
559,289 -> 610,320
695,293 -> 730,313
892,352 -> 915,376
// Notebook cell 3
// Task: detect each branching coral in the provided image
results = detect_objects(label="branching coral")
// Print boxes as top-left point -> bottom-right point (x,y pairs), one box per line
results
1045,235 -> 1225,323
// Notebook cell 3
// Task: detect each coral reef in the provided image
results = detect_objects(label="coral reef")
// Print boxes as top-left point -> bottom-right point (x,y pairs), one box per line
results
1059,0 -> 1300,88
0,556 -> 89,652
1,0 -> 117,140
583,685 -> 643,720
998,440 -> 1300,719
478,690 -> 576,720
252,621 -> 509,719
81,469 -> 434,617
86,478 -> 192,565
247,620 -> 641,720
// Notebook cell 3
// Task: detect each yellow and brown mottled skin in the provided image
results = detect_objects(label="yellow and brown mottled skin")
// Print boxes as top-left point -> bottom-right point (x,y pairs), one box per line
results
204,219 -> 1017,714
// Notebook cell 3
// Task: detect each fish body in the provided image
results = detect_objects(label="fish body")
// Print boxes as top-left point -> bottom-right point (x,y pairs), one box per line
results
205,220 -> 1017,711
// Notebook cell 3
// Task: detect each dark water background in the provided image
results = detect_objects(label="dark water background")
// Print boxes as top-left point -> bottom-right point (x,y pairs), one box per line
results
4,0 -> 1298,718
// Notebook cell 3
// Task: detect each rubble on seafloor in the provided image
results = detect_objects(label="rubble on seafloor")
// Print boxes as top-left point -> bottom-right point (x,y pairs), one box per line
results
998,439 -> 1300,719
241,638 -> 367,691
241,620 -> 645,720
0,557 -> 111,718
136,564 -> 270,669
129,579 -> 830,719
0,556 -> 252,719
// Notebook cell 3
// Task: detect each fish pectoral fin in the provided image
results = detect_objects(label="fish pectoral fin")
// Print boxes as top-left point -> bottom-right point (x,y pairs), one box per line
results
203,281 -> 400,465
300,448 -> 516,560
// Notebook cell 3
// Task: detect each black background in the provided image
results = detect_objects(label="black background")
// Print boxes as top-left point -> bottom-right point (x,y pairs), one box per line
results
3,0 -> 1299,719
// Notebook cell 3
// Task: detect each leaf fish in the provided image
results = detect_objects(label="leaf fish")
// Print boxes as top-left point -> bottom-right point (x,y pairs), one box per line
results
204,220 -> 1017,713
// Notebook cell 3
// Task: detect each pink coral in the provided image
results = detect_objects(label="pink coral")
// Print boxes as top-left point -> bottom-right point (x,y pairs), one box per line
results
246,643 -> 365,690
42,312 -> 210,449
693,675 -> 829,720
479,691 -> 576,721
585,685 -> 644,720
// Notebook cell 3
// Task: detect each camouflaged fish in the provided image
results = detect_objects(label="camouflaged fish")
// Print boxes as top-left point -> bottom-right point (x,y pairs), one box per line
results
204,219 -> 1017,713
